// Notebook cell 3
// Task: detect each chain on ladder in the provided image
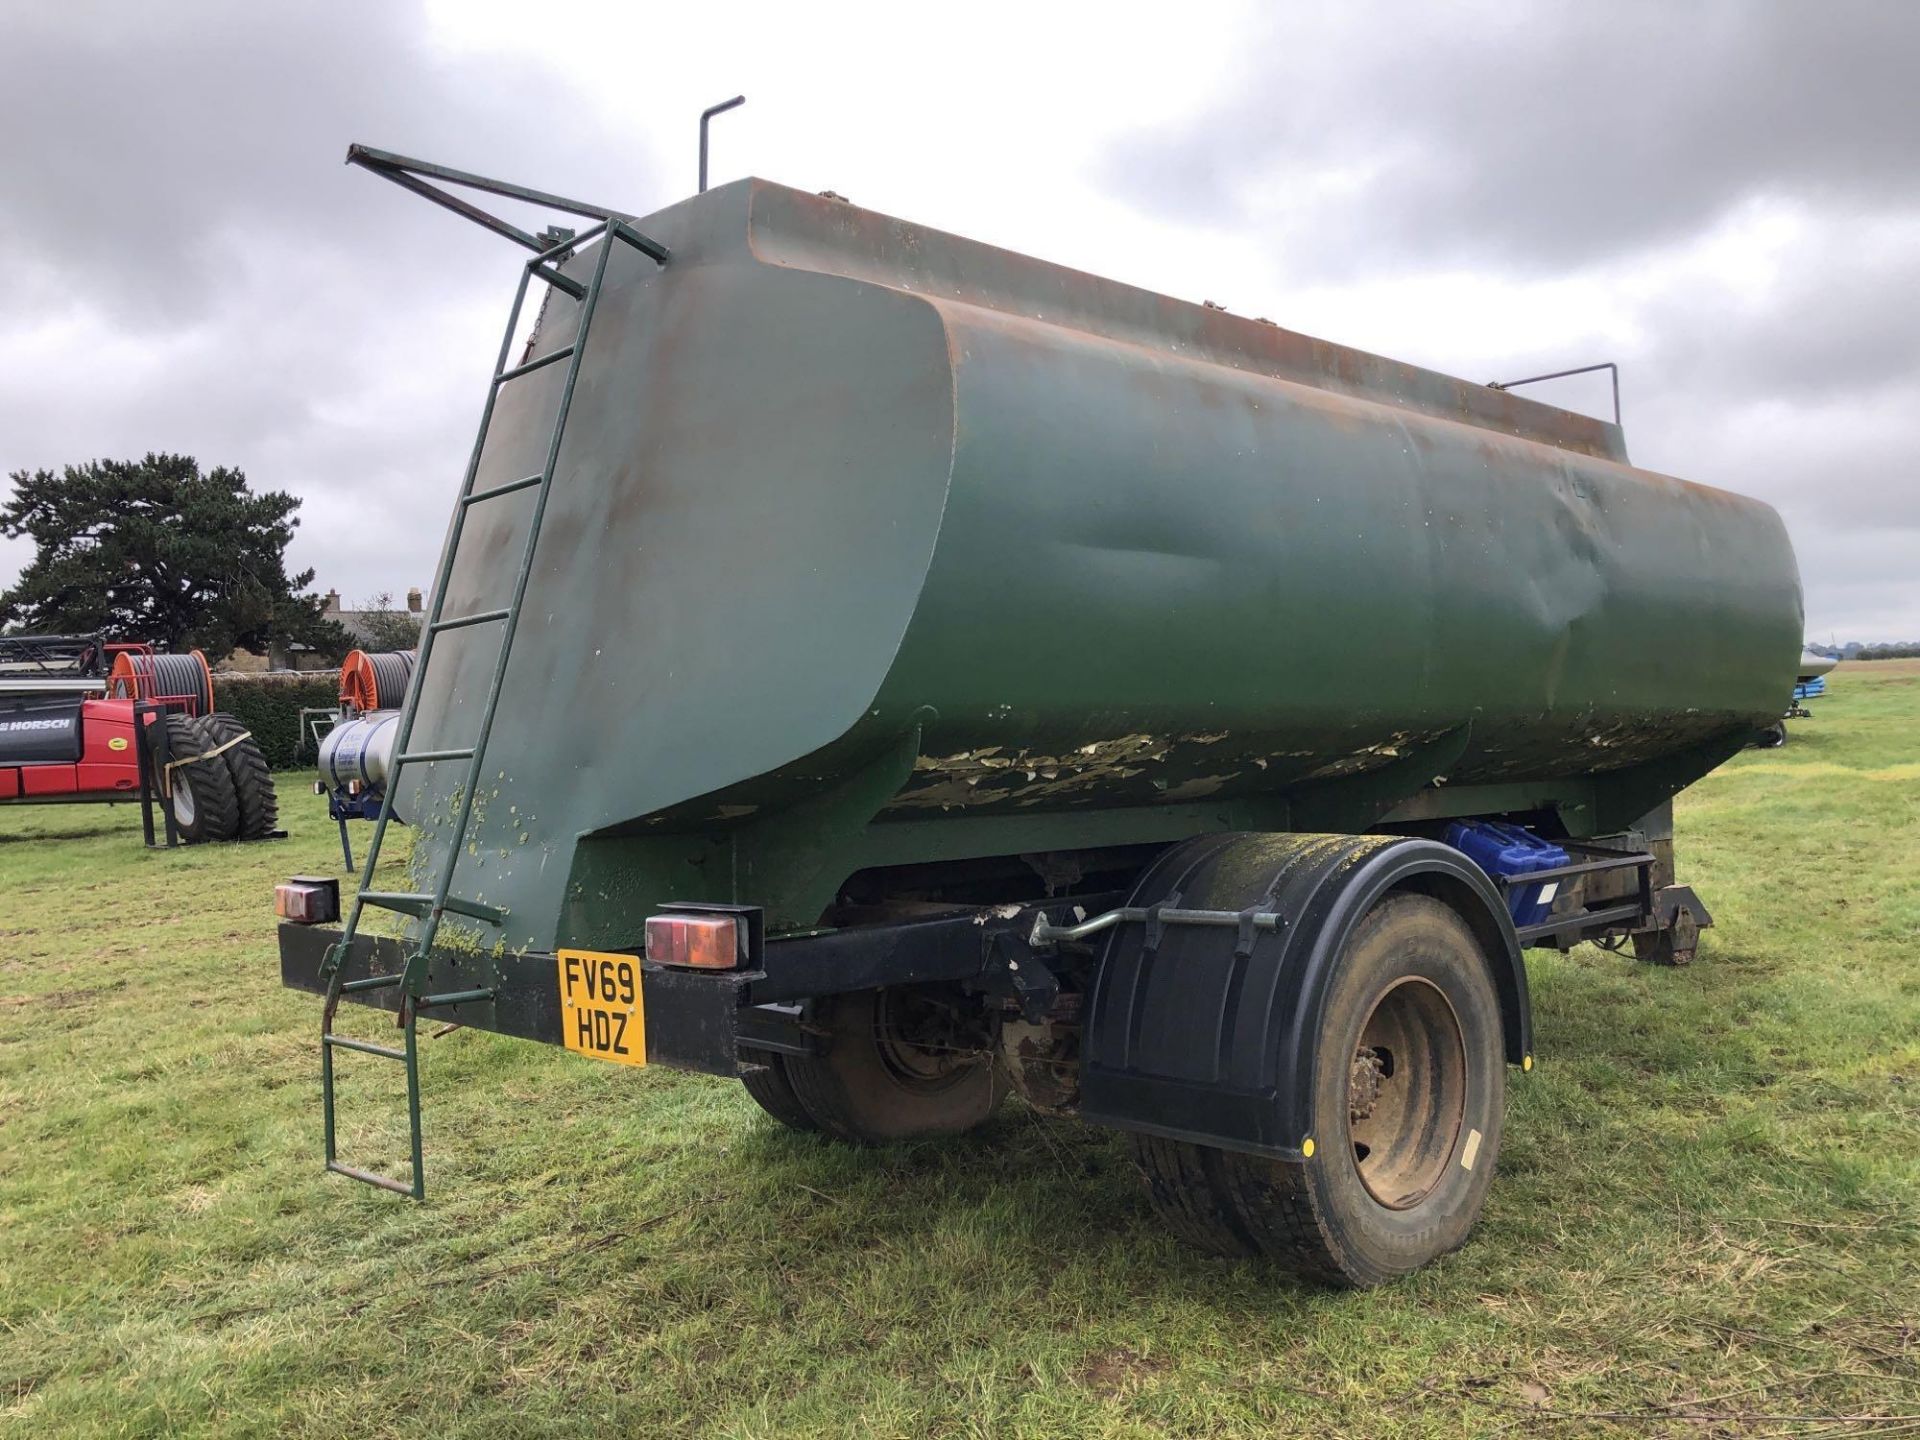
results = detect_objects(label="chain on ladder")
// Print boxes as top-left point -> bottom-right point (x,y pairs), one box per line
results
319,215 -> 668,1199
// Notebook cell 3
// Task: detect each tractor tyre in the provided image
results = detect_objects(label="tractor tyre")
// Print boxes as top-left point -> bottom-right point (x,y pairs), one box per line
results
196,712 -> 278,840
781,987 -> 1005,1144
740,1052 -> 820,1133
156,714 -> 242,844
1131,893 -> 1505,1288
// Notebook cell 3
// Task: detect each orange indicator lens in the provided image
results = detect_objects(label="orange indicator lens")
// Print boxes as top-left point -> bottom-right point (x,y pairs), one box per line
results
644,913 -> 740,969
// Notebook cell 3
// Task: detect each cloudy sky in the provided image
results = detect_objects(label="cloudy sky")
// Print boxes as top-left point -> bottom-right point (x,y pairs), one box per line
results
2,0 -> 1914,640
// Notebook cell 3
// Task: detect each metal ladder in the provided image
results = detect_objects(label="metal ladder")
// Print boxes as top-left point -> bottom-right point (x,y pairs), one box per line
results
319,147 -> 669,1198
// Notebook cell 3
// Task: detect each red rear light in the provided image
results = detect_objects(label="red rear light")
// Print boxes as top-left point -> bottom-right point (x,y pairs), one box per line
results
645,913 -> 741,969
276,876 -> 340,924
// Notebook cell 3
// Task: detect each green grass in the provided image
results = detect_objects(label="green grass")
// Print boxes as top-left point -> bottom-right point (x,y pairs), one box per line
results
2,666 -> 1916,1438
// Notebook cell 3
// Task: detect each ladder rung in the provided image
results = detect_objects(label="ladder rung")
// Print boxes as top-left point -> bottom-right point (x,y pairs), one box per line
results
463,473 -> 544,506
429,608 -> 509,634
357,890 -> 506,925
327,1161 -> 417,1197
494,345 -> 574,385
359,890 -> 434,917
342,974 -> 404,993
394,746 -> 475,764
419,988 -> 496,1009
530,263 -> 585,299
442,896 -> 507,924
323,1034 -> 408,1061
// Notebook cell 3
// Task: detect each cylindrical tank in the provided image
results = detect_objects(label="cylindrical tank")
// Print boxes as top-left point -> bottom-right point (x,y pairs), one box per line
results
394,179 -> 1803,947
318,711 -> 400,791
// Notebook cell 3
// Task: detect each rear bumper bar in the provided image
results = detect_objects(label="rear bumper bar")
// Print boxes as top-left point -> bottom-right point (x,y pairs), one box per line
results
278,898 -> 1101,1076
279,923 -> 759,1076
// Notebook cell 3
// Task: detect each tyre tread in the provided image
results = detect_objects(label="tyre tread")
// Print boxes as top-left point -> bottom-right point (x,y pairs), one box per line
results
162,715 -> 241,843
740,1052 -> 820,1132
197,712 -> 278,840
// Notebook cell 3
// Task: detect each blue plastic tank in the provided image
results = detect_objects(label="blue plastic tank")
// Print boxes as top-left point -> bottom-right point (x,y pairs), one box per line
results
1444,820 -> 1571,929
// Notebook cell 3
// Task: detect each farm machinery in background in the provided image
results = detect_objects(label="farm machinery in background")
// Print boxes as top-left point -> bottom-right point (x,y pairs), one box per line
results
0,634 -> 278,845
1756,650 -> 1838,748
313,648 -> 416,869
1791,650 -> 1835,715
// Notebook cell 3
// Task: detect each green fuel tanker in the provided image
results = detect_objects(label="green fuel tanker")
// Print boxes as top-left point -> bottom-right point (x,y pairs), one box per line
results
285,146 -> 1801,1286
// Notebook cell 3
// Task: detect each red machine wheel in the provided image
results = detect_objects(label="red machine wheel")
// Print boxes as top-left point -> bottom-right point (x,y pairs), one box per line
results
197,713 -> 278,840
154,714 -> 241,843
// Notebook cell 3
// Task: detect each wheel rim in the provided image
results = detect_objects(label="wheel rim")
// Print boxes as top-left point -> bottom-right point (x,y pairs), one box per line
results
1347,977 -> 1468,1209
871,989 -> 981,1094
171,779 -> 197,829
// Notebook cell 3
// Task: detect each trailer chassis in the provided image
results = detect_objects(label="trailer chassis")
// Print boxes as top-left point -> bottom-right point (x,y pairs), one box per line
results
282,834 -> 1700,1090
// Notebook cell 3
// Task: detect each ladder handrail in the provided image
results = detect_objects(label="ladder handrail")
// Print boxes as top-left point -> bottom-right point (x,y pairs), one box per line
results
346,145 -> 648,254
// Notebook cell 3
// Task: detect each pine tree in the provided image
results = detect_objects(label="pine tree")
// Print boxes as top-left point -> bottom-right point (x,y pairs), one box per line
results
0,453 -> 349,658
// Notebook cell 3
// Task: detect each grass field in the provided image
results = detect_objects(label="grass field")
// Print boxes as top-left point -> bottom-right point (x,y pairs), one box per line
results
2,664 -> 1916,1438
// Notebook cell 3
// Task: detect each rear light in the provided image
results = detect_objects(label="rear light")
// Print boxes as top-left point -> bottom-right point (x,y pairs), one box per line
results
276,876 -> 340,925
645,912 -> 742,969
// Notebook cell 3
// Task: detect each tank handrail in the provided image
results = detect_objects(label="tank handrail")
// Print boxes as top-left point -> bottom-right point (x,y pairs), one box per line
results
1488,360 -> 1621,427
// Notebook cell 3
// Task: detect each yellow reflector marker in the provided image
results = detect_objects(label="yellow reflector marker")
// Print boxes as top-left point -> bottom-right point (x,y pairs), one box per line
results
1522,1053 -> 1534,1072
108,737 -> 129,751
1301,1137 -> 1316,1159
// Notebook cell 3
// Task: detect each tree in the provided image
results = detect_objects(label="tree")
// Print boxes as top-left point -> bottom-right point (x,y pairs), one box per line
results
355,590 -> 421,652
0,453 -> 348,659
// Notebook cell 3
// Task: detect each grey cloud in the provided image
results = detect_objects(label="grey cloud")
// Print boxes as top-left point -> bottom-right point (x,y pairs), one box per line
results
0,1 -> 657,605
1108,1 -> 1920,278
1098,2 -> 1920,638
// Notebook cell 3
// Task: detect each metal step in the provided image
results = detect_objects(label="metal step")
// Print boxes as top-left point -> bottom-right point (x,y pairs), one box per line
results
356,891 -> 506,925
323,1033 -> 408,1061
429,609 -> 510,635
494,345 -> 574,385
463,473 -> 544,506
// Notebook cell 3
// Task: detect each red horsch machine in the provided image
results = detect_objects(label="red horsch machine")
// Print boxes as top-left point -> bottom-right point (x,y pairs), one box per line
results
0,634 -> 279,845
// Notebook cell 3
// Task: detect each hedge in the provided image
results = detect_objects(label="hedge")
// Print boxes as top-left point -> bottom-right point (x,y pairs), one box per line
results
210,671 -> 341,770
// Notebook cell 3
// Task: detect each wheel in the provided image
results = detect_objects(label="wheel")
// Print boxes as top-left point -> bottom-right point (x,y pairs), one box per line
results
155,714 -> 242,844
196,712 -> 278,840
1131,892 -> 1505,1287
740,1051 -> 819,1132
781,986 -> 1006,1143
1754,722 -> 1787,749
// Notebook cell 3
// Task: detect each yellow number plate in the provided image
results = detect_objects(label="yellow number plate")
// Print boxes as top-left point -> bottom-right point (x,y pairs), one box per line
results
556,949 -> 647,1066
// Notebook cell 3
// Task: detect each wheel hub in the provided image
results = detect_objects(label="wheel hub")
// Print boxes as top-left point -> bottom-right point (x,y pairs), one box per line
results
1348,1046 -> 1385,1123
872,989 -> 985,1092
1347,977 -> 1469,1210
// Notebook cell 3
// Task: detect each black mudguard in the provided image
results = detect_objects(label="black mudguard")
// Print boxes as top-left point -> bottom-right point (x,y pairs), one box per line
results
1079,833 -> 1529,1160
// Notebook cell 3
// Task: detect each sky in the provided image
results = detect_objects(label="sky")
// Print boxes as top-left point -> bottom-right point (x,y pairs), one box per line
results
2,0 -> 1914,641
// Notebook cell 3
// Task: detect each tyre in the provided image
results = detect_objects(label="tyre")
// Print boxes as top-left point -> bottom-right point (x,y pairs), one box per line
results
196,712 -> 278,840
1132,892 -> 1505,1287
781,986 -> 1006,1144
740,1051 -> 819,1132
155,714 -> 242,844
